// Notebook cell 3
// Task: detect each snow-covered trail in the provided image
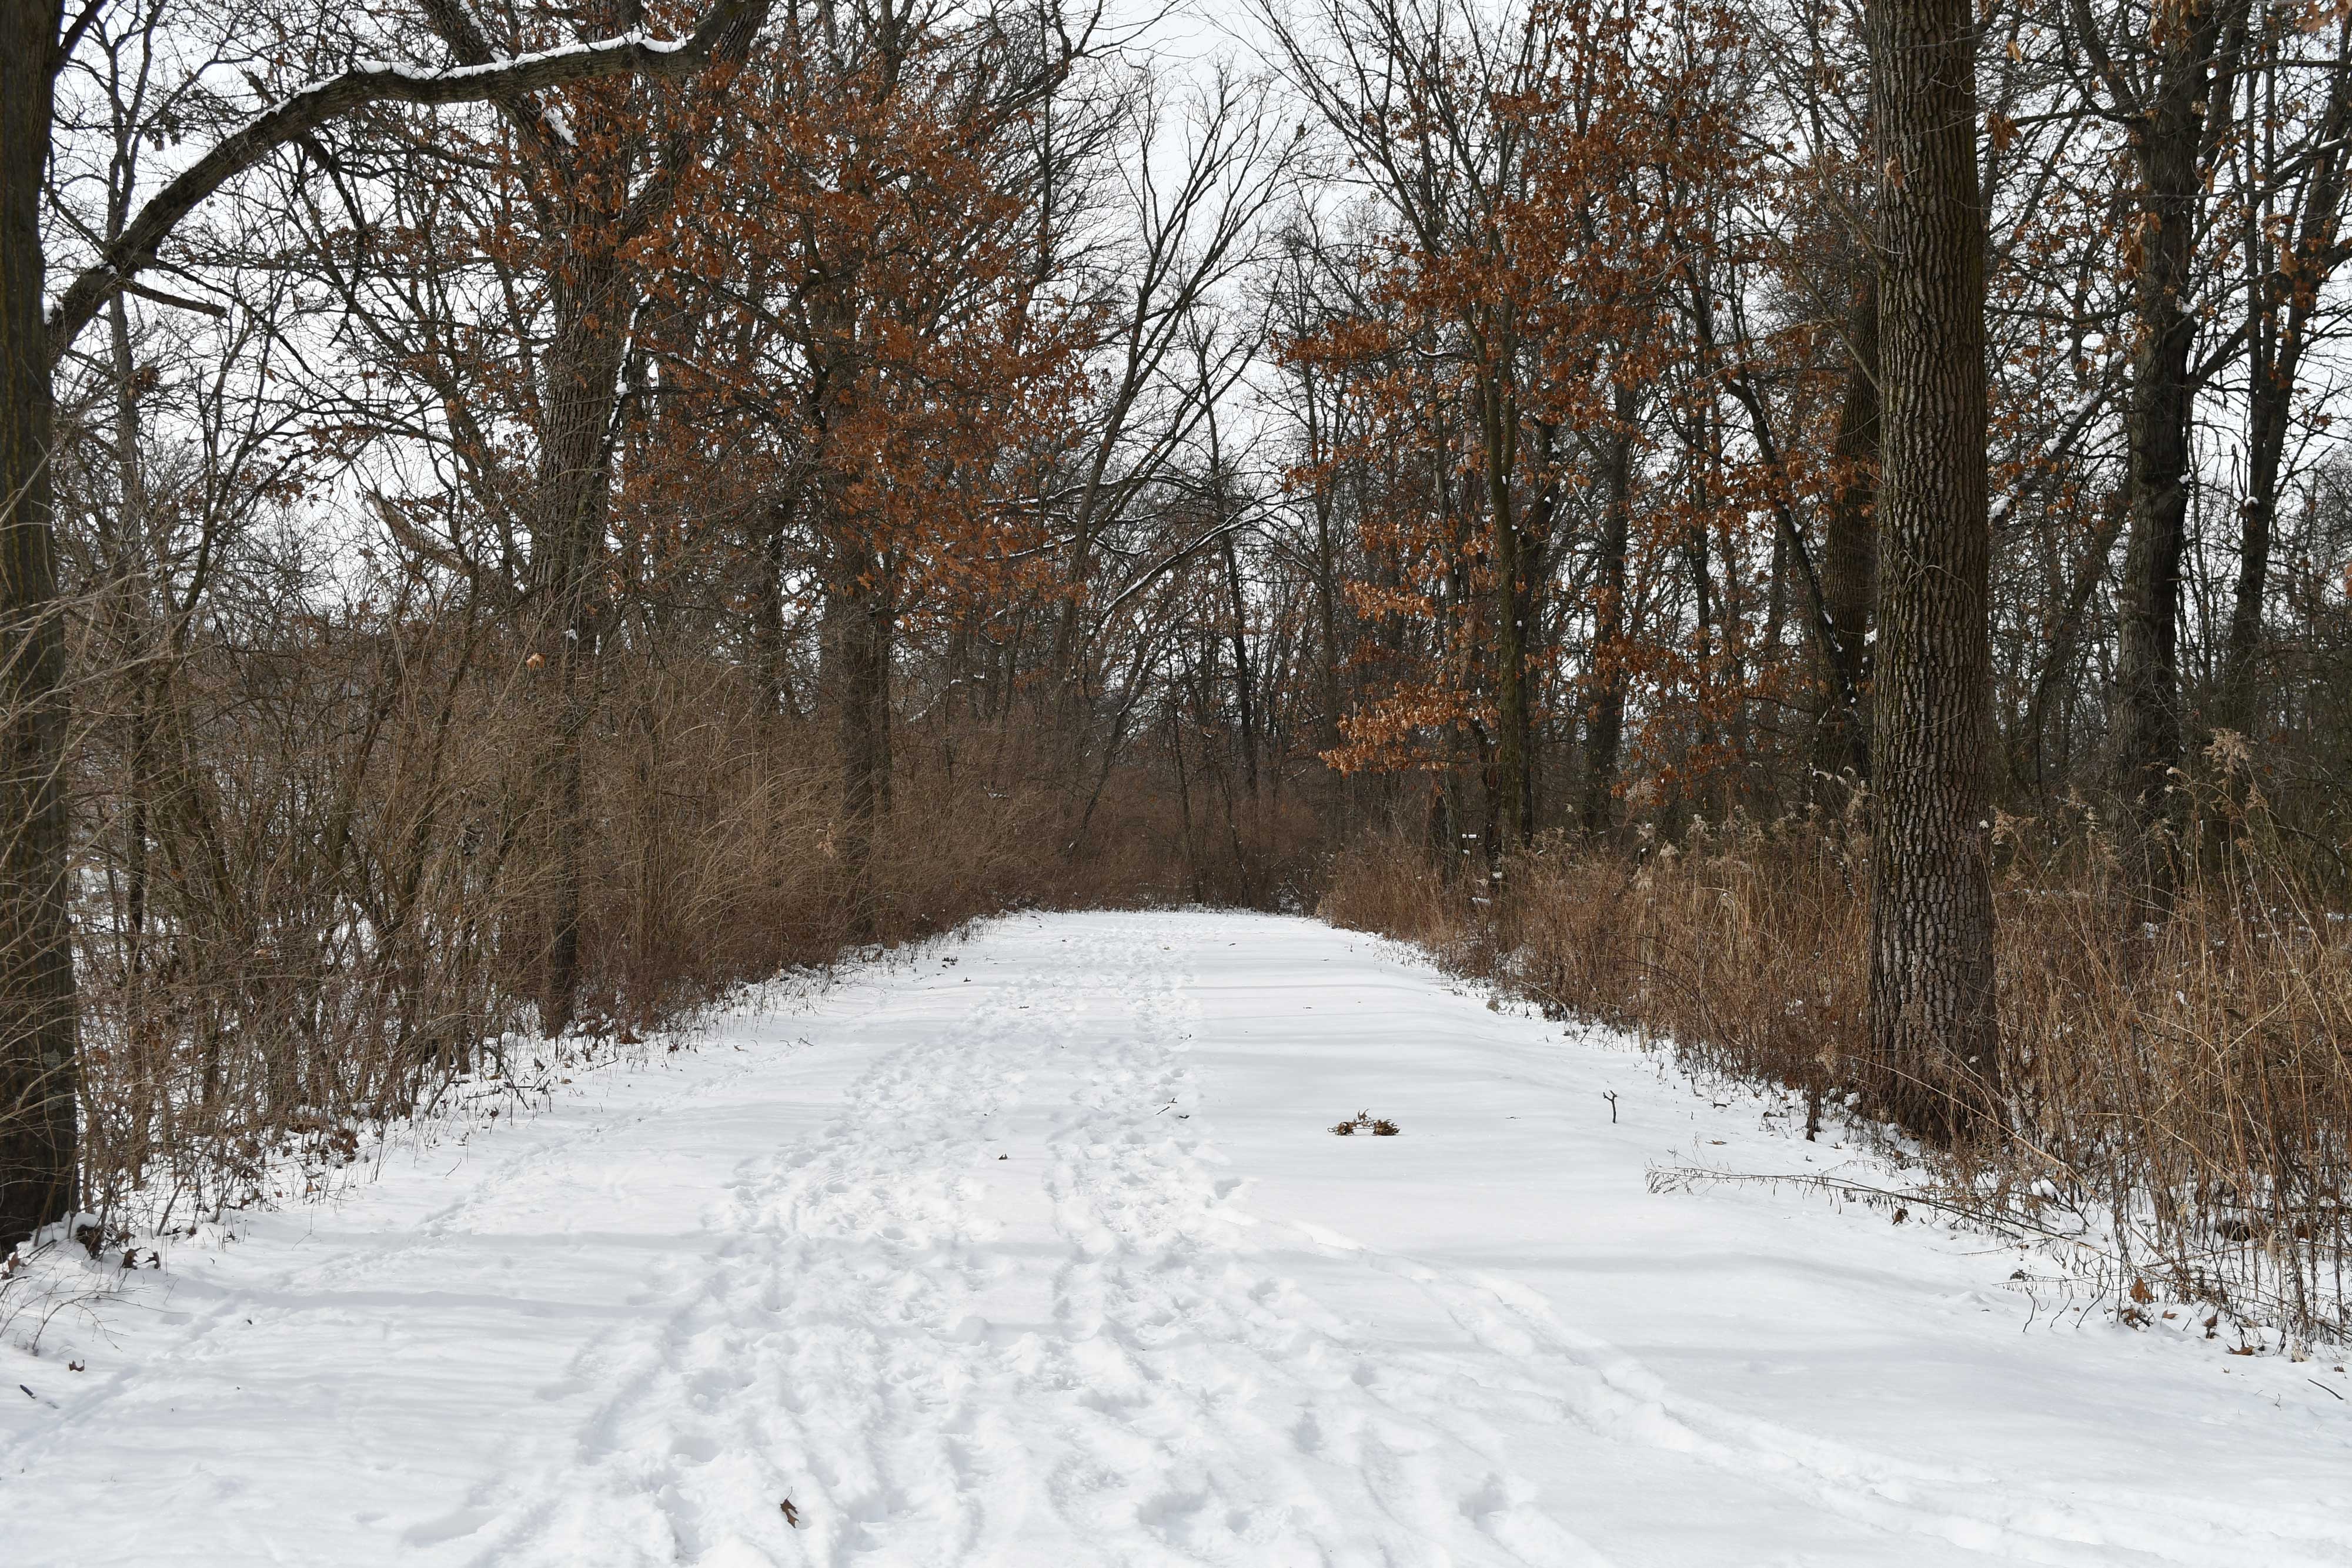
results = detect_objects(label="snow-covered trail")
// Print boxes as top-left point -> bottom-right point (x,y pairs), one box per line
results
6,911 -> 2350,1567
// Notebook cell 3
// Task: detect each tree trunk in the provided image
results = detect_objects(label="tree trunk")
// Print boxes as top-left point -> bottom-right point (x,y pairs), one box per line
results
0,4 -> 79,1250
2016,495 -> 2129,795
1683,503 -> 1723,809
2111,0 -> 2237,900
1821,276 -> 1879,782
1220,531 -> 1258,800
1480,374 -> 1532,854
1863,0 -> 2000,1141
1311,463 -> 1347,833
1298,361 -> 1349,834
751,495 -> 800,720
2219,45 -> 2352,738
1581,384 -> 1637,838
833,570 -> 893,941
106,290 -> 153,980
525,259 -> 626,1039
1169,703 -> 1201,901
2219,351 -> 2283,743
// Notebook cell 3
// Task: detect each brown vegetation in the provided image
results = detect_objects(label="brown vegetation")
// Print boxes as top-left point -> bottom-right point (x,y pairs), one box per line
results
9,0 -> 2352,1355
1324,753 -> 2352,1343
61,589 -> 1322,1223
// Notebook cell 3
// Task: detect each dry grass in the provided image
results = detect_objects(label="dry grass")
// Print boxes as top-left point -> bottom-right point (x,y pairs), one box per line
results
1321,771 -> 2352,1346
46,589 -> 1315,1239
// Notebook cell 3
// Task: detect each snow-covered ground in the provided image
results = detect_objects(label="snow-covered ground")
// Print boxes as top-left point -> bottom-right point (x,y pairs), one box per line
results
5,910 -> 2349,1566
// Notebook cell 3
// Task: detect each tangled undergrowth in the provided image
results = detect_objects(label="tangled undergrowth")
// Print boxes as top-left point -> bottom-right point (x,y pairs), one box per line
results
1322,751 -> 2352,1350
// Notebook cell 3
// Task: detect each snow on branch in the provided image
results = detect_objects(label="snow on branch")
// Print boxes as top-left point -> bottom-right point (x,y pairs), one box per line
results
45,0 -> 772,363
1991,376 -> 2114,531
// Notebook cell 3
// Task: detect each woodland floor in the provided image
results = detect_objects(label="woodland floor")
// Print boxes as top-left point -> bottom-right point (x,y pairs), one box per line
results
4,910 -> 2351,1566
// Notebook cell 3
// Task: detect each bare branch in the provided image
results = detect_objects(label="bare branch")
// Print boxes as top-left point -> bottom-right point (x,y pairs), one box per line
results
45,0 -> 773,363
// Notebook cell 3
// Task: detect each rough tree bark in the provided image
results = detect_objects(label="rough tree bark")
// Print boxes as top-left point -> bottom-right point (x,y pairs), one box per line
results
1863,0 -> 2001,1141
524,254 -> 627,1038
0,0 -> 80,1252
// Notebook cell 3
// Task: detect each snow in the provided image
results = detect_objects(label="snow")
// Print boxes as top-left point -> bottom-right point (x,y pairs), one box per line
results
5,910 -> 2350,1566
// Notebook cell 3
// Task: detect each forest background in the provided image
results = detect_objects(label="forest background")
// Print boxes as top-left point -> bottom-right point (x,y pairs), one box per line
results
6,0 -> 2352,1345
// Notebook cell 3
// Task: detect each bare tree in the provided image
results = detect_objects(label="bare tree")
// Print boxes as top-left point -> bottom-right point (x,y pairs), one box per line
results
1,0 -> 771,1250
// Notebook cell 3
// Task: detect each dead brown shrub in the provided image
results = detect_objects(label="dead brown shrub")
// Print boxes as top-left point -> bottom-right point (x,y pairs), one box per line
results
1322,777 -> 2352,1345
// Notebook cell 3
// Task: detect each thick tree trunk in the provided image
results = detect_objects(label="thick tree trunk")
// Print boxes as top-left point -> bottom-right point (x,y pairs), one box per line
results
2111,200 -> 2196,889
526,262 -> 626,1039
1820,277 -> 1879,782
1581,384 -> 1637,838
1863,0 -> 2000,1141
0,6 -> 78,1252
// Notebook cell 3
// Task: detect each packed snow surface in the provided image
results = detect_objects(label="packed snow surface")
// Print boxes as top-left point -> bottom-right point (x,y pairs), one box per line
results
6,911 -> 2350,1566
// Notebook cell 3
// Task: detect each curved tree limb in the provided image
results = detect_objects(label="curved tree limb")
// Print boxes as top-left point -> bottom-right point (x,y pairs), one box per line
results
45,0 -> 771,364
